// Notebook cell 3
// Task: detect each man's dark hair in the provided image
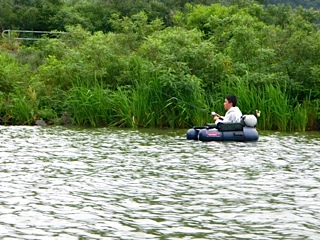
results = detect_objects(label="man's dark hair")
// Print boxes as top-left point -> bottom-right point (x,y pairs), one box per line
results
226,94 -> 238,107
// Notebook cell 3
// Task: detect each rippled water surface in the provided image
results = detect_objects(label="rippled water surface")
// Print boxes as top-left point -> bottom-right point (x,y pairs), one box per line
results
0,126 -> 319,240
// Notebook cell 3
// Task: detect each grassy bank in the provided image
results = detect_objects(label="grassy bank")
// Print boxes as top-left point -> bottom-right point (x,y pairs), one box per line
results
1,3 -> 320,131
0,69 -> 317,131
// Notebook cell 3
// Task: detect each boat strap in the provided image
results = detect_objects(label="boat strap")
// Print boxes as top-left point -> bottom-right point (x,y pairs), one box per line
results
194,122 -> 244,131
217,122 -> 244,132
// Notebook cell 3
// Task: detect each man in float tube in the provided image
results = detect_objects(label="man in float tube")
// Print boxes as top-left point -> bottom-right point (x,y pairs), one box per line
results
212,94 -> 242,124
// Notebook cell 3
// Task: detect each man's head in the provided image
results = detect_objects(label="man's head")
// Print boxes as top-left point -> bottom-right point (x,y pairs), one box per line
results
224,94 -> 238,110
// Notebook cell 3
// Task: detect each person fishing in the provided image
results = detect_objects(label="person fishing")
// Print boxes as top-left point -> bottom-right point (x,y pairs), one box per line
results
212,94 -> 242,124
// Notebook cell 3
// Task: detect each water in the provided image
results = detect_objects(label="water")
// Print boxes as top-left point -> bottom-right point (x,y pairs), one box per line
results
0,126 -> 319,240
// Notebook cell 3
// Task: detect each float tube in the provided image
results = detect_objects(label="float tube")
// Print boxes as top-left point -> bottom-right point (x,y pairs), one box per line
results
186,115 -> 259,142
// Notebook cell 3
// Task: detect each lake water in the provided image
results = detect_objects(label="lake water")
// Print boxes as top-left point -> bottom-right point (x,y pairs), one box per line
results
0,126 -> 319,240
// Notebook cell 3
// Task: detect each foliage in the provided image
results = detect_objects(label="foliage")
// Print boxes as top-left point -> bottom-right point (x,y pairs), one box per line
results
0,51 -> 31,93
7,88 -> 38,125
265,0 -> 320,9
0,1 -> 320,130
131,63 -> 208,128
65,81 -> 113,127
220,76 -> 311,131
0,0 -> 63,30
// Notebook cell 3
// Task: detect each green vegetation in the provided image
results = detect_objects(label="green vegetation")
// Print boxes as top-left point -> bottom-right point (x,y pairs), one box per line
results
0,0 -> 320,131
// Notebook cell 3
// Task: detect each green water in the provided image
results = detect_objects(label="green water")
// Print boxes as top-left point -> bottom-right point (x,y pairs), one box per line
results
0,126 -> 319,239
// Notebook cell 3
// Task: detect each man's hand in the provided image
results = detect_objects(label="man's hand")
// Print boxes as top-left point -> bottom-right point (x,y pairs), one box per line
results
214,113 -> 221,121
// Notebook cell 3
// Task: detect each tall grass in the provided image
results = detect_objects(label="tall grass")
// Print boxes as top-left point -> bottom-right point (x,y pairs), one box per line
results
65,80 -> 112,127
110,87 -> 136,128
9,93 -> 36,125
219,75 -> 310,131
131,66 -> 209,128
260,84 -> 291,131
290,102 -> 308,131
220,75 -> 259,115
63,72 -> 311,130
63,64 -> 210,129
3,70 -> 312,131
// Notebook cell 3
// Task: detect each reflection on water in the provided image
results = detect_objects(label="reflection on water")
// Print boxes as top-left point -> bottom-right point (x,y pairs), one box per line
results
0,126 -> 319,239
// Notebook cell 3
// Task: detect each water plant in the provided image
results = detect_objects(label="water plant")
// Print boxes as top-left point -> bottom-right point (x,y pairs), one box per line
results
65,80 -> 112,127
130,63 -> 209,128
8,92 -> 36,125
219,74 -> 312,131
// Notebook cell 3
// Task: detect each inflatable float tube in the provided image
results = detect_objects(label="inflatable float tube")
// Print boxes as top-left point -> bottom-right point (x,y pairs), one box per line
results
186,115 -> 259,142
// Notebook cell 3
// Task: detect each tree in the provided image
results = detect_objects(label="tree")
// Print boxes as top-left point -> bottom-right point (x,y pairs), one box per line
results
0,0 -> 63,30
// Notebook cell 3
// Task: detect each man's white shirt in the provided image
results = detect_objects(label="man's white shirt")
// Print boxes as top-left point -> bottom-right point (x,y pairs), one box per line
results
215,106 -> 242,124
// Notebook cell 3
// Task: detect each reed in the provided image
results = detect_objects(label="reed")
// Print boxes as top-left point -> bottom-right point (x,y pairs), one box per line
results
63,75 -> 313,130
290,102 -> 308,131
131,68 -> 208,128
220,75 -> 259,115
109,87 -> 136,128
9,93 -> 35,125
131,81 -> 158,128
288,92 -> 312,132
262,84 -> 291,131
65,80 -> 112,127
218,75 -> 311,131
